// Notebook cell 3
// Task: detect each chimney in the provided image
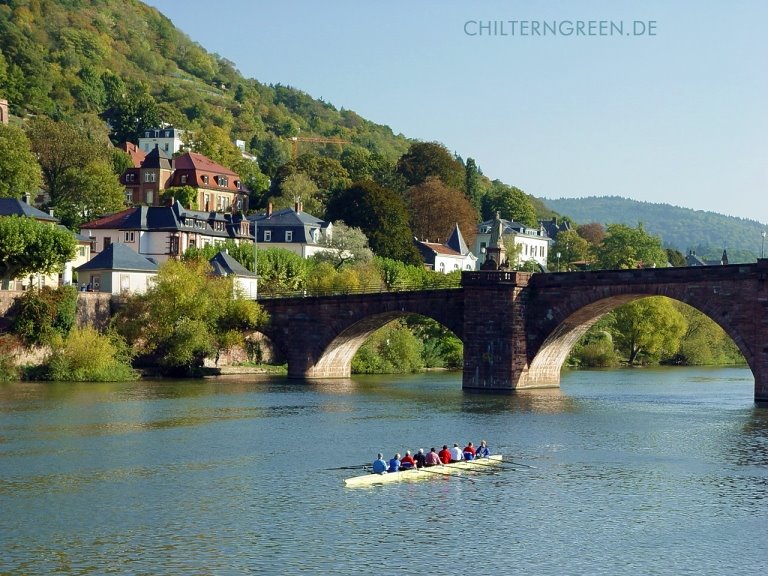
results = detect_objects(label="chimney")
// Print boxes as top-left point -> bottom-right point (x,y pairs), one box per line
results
267,202 -> 273,217
294,200 -> 300,213
23,192 -> 30,204
48,208 -> 54,217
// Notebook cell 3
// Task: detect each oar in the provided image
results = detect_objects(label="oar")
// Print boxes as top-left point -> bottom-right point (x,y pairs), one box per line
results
498,459 -> 537,469
418,467 -> 476,483
325,463 -> 370,471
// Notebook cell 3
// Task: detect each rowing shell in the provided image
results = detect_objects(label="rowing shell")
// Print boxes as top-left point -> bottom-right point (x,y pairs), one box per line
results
343,455 -> 503,487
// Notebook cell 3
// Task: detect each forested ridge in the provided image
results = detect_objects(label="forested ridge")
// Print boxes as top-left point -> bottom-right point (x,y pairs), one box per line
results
544,196 -> 766,263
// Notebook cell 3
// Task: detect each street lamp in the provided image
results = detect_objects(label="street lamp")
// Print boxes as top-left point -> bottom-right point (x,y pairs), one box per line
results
556,252 -> 561,272
762,231 -> 766,259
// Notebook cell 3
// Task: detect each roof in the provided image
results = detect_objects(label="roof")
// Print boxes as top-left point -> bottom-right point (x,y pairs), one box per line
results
477,217 -> 549,239
249,207 -> 330,245
0,198 -> 58,222
141,146 -> 172,170
118,142 -> 146,168
414,240 -> 463,258
75,243 -> 158,273
209,251 -> 257,278
446,224 -> 471,255
174,151 -> 238,176
80,202 -> 251,240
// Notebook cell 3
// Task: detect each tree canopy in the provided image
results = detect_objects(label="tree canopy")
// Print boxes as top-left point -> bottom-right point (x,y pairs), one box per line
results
0,216 -> 77,283
326,180 -> 421,265
396,142 -> 465,190
406,177 -> 478,249
594,223 -> 668,270
0,124 -> 43,198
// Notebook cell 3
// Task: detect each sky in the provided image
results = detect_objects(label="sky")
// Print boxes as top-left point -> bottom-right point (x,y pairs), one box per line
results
144,0 -> 767,223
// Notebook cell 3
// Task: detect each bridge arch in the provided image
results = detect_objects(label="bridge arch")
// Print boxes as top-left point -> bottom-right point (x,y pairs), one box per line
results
259,289 -> 464,379
524,270 -> 759,390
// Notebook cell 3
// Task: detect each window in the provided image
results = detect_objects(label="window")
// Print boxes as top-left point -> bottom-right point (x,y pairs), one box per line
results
124,231 -> 135,243
124,190 -> 133,203
439,262 -> 445,273
204,194 -> 210,211
120,274 -> 130,292
202,175 -> 209,185
103,237 -> 111,251
164,143 -> 169,152
125,173 -> 136,183
264,230 -> 272,242
180,174 -> 188,184
144,172 -> 156,183
146,190 -> 154,205
285,231 -> 293,242
79,247 -> 86,257
169,236 -> 180,255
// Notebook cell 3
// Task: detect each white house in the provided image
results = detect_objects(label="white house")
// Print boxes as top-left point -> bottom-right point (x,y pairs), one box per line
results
249,202 -> 333,259
138,126 -> 185,156
75,243 -> 158,294
414,224 -> 477,273
209,250 -> 258,299
474,216 -> 551,270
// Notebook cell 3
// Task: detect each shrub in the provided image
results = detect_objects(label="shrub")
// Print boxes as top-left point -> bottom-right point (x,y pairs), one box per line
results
9,286 -> 78,346
43,327 -> 138,382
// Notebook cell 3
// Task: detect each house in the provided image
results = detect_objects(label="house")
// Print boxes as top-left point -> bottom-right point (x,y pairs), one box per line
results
414,224 -> 477,273
121,146 -> 173,207
0,198 -> 88,290
120,149 -> 248,212
474,215 -> 551,269
209,250 -> 258,298
248,201 -> 333,259
171,152 -> 248,213
80,200 -> 253,263
685,249 -> 728,266
75,242 -> 158,294
138,126 -> 185,156
539,217 -> 571,241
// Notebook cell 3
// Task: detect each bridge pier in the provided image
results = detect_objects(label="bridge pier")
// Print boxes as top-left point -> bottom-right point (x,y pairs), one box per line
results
462,271 -> 558,391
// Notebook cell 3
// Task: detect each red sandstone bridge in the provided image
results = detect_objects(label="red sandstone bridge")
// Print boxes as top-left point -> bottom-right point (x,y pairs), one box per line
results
259,260 -> 768,403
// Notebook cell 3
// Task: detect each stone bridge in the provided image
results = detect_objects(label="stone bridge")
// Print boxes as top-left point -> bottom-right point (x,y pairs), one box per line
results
260,261 -> 768,403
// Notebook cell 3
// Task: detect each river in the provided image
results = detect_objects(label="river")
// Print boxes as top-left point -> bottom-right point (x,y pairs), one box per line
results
1,366 -> 767,575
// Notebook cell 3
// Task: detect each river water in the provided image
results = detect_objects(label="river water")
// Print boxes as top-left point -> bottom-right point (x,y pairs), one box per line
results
1,367 -> 767,575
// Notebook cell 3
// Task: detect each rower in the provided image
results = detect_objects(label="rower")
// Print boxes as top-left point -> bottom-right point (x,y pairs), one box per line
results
388,453 -> 401,473
372,453 -> 388,474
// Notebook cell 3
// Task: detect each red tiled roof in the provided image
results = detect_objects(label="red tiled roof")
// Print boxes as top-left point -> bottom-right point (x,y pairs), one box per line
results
118,142 -> 147,168
174,152 -> 238,176
418,241 -> 462,257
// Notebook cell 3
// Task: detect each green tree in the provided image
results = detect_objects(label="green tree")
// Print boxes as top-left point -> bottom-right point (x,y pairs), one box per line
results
25,117 -> 103,205
670,301 -> 744,365
666,248 -> 686,267
55,160 -> 126,228
0,124 -> 43,198
612,297 -> 687,364
0,217 -> 76,285
396,142 -> 465,189
326,180 -> 421,265
312,221 -> 374,269
160,186 -> 199,210
594,223 -> 668,270
550,229 -> 591,270
44,327 -> 138,382
110,91 -> 161,144
272,172 -> 321,215
481,180 -> 538,227
112,259 -> 267,374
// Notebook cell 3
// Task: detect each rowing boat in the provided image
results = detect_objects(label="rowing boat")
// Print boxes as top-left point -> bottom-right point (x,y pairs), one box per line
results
343,455 -> 503,487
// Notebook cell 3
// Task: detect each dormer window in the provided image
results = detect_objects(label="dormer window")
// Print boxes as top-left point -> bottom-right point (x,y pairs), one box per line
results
202,175 -> 209,185
180,174 -> 188,184
144,172 -> 156,183
285,231 -> 293,242
216,176 -> 229,187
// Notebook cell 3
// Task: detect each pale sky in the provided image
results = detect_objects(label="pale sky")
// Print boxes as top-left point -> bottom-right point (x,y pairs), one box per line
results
144,0 -> 767,223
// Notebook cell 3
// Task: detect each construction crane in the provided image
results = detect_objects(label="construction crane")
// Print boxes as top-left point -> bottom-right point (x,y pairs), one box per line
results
289,136 -> 350,159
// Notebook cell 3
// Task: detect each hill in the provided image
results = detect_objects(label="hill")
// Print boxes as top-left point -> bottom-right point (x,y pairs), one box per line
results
542,196 -> 766,263
0,0 -> 411,166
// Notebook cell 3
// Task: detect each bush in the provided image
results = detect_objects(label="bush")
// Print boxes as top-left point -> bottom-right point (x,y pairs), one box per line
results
43,327 -> 138,382
9,286 -> 78,346
0,335 -> 21,381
